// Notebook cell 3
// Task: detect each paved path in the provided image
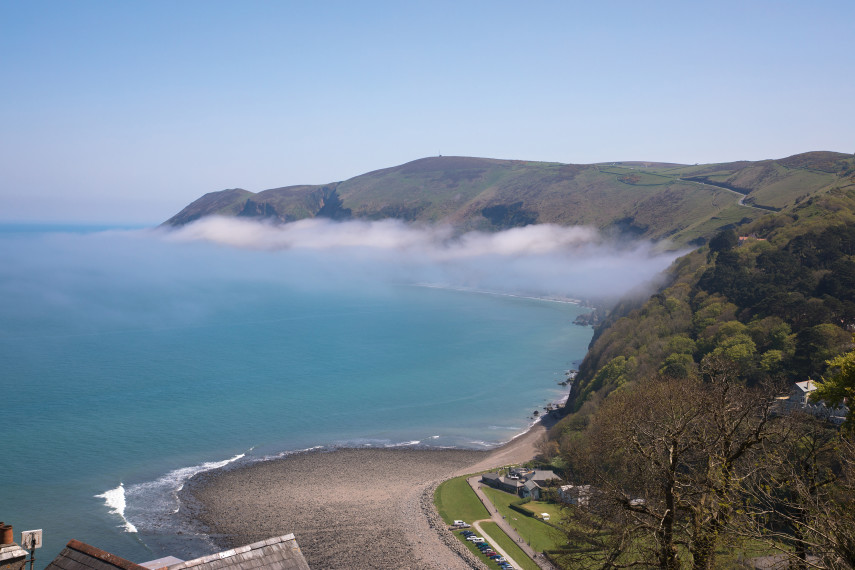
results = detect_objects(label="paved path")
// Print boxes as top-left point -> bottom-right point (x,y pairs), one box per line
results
471,520 -> 523,569
467,475 -> 557,570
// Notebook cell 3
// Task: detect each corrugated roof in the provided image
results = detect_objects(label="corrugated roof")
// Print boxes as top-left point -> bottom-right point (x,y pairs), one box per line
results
45,540 -> 149,570
166,534 -> 309,570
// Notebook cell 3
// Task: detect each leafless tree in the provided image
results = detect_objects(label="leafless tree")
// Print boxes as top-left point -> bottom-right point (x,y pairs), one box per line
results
559,359 -> 781,569
741,413 -> 855,569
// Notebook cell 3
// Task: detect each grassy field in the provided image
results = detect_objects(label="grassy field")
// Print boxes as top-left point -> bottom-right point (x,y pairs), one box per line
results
481,487 -> 565,552
479,521 -> 539,570
435,476 -> 540,569
520,500 -> 563,523
434,475 -> 489,524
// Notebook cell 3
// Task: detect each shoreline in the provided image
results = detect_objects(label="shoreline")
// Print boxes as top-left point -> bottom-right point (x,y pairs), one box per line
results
178,418 -> 552,569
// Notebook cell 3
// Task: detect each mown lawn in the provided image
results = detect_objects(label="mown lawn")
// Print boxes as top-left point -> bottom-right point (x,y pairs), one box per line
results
434,475 -> 489,525
481,487 -> 565,552
520,500 -> 563,523
479,521 -> 539,570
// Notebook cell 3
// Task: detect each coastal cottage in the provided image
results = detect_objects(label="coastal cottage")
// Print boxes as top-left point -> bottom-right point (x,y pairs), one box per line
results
481,472 -> 524,494
559,484 -> 592,507
520,470 -> 562,500
789,380 -> 817,406
484,469 -> 563,499
521,480 -> 542,500
783,380 -> 849,425
528,469 -> 560,484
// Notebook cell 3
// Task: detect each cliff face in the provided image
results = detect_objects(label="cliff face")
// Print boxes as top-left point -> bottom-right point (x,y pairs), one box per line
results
163,152 -> 855,246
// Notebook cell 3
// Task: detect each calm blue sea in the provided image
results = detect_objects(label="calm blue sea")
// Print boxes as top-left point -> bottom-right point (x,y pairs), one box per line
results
0,225 -> 592,567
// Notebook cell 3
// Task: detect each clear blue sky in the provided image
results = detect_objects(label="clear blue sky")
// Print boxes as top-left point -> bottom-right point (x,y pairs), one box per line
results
2,0 -> 853,223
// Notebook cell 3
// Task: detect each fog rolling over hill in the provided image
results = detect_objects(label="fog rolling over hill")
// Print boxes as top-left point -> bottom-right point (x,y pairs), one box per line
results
164,151 -> 855,247
162,218 -> 683,302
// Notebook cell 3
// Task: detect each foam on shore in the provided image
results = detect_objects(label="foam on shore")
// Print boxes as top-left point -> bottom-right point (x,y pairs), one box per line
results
95,483 -> 138,533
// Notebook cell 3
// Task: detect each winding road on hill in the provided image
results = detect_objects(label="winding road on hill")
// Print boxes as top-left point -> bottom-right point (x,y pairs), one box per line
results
678,177 -> 770,211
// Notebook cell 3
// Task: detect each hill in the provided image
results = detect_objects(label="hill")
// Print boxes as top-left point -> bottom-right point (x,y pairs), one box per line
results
540,156 -> 855,568
554,152 -> 855,424
163,151 -> 855,246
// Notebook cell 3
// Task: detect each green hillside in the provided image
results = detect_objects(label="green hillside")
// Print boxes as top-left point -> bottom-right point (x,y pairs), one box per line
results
559,174 -> 855,421
542,157 -> 855,568
163,151 -> 855,246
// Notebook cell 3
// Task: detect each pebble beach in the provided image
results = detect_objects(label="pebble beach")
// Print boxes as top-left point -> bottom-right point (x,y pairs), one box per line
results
181,423 -> 546,569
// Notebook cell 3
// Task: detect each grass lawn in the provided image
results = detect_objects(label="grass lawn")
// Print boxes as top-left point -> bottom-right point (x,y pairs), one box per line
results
434,475 -> 489,525
520,500 -> 563,523
481,487 -> 565,552
479,521 -> 539,570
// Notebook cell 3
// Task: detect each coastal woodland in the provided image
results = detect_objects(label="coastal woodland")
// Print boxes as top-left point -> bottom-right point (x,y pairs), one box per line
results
547,165 -> 855,568
166,150 -> 855,569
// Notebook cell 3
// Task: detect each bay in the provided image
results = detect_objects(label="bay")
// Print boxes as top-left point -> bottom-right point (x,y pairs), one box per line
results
0,225 -> 592,567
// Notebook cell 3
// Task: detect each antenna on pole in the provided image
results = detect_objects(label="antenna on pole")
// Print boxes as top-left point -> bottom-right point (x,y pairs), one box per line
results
22,530 -> 42,570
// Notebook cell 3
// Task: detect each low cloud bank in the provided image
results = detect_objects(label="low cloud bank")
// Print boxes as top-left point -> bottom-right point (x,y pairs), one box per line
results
161,217 -> 686,300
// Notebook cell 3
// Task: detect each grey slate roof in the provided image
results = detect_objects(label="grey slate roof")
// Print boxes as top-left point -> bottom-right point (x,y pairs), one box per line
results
529,469 -> 559,483
45,540 -> 148,570
165,534 -> 310,570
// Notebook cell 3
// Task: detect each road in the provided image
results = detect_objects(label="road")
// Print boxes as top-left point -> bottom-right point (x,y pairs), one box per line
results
467,475 -> 557,570
680,177 -> 769,211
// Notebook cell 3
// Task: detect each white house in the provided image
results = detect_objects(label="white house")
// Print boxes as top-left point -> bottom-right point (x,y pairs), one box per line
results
559,484 -> 592,507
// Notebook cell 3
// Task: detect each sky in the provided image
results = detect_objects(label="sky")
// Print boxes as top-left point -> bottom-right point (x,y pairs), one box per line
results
2,1 -> 853,224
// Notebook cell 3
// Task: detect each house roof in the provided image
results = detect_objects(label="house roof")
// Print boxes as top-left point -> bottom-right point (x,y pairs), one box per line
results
529,470 -> 559,482
795,380 -> 818,393
499,477 -> 523,488
166,533 -> 310,570
46,540 -> 149,570
0,543 -> 29,565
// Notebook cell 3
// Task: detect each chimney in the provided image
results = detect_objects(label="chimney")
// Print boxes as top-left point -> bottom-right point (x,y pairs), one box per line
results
0,523 -> 13,546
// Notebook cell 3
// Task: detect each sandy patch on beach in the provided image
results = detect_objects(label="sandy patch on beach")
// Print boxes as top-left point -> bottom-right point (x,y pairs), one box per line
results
182,424 -> 546,569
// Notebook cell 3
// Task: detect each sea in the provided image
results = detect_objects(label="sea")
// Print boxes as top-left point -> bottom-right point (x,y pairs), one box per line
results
0,223 -> 595,567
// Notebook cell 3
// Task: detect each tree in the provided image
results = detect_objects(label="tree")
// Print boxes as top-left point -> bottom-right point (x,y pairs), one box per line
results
560,359 -> 780,569
707,228 -> 738,260
742,414 -> 855,569
812,340 -> 855,430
